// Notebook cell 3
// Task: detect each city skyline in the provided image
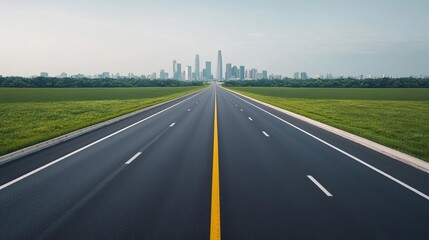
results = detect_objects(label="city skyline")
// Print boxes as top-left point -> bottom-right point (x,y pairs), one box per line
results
1,1 -> 429,77
3,48 -> 426,80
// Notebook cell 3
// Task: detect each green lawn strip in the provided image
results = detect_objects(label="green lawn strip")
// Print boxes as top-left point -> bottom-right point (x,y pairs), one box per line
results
228,87 -> 429,162
0,86 -> 204,156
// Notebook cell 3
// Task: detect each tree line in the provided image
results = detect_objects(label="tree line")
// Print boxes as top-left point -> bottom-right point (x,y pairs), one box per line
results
0,77 -> 204,88
223,78 -> 429,88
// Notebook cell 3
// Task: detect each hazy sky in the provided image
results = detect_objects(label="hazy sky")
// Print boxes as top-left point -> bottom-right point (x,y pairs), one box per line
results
1,0 -> 428,77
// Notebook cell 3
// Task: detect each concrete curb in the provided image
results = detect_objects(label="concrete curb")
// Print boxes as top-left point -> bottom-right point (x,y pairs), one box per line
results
224,87 -> 429,174
0,89 -> 203,166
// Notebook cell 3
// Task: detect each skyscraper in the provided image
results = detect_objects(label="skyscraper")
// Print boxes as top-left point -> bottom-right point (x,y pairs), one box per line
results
294,72 -> 300,79
251,68 -> 257,80
231,65 -> 238,79
216,50 -> 223,80
205,61 -> 212,80
160,69 -> 168,80
173,60 -> 176,79
239,66 -> 245,80
225,63 -> 232,80
300,72 -> 308,80
195,54 -> 200,80
262,70 -> 268,79
185,66 -> 192,80
176,63 -> 182,80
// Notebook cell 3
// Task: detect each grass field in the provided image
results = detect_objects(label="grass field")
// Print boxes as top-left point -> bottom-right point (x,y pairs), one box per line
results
0,87 -> 204,156
227,87 -> 429,162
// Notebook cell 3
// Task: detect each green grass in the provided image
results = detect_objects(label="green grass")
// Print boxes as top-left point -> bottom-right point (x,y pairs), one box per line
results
227,87 -> 429,162
0,87 -> 204,156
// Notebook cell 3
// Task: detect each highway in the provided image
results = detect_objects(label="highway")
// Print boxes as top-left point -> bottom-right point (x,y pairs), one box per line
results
0,83 -> 428,239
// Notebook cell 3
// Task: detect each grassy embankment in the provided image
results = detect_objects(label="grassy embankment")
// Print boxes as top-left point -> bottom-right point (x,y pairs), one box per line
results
227,87 -> 429,162
0,86 -> 205,156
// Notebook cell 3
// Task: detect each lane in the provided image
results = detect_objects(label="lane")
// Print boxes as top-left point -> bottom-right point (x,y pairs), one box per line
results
217,84 -> 429,239
0,86 -> 213,240
225,87 -> 429,195
42,87 -> 215,239
0,88 -> 207,186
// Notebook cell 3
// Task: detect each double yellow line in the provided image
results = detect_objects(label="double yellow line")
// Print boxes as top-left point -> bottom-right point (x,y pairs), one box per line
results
210,90 -> 221,240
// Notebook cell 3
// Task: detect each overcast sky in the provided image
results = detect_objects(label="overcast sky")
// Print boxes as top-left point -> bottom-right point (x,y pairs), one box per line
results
1,0 -> 428,77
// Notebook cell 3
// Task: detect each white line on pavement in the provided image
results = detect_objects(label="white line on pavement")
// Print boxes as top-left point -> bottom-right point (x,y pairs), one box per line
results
125,152 -> 142,165
169,123 -> 175,127
188,109 -> 191,112
248,117 -> 253,121
226,88 -> 429,201
0,89 -> 207,191
262,131 -> 270,137
307,175 -> 333,197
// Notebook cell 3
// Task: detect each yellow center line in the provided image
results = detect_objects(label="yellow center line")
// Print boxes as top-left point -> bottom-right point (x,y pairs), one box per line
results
210,89 -> 221,240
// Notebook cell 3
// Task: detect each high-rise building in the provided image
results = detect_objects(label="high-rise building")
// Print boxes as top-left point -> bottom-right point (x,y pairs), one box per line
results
262,70 -> 268,79
294,72 -> 300,79
216,50 -> 223,80
232,66 -> 238,79
149,73 -> 157,80
246,69 -> 251,80
251,68 -> 257,80
176,63 -> 182,80
239,66 -> 245,80
205,61 -> 212,80
173,60 -> 177,78
225,63 -> 232,80
40,72 -> 49,78
195,55 -> 200,80
300,72 -> 308,80
185,66 -> 192,80
160,69 -> 168,80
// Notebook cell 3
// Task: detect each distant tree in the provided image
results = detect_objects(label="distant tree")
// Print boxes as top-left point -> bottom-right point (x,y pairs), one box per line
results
0,77 -> 204,88
223,78 -> 429,88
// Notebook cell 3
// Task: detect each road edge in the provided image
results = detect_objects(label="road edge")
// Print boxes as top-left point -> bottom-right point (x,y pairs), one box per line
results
224,87 -> 429,174
0,88 -> 205,166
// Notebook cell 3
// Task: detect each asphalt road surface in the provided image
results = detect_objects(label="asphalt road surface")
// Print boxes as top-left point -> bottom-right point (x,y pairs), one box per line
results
0,83 -> 428,240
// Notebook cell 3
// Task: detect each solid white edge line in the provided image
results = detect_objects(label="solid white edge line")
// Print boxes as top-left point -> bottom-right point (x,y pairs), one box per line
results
0,88 -> 207,191
169,123 -> 175,127
225,88 -> 429,201
307,175 -> 333,197
248,117 -> 253,121
262,131 -> 270,137
125,152 -> 142,165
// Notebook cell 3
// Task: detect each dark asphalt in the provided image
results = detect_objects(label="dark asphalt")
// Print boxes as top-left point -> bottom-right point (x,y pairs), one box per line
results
0,83 -> 428,239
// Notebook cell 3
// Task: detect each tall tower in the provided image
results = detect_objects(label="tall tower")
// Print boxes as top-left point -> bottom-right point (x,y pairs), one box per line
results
216,50 -> 223,81
176,63 -> 182,80
206,61 -> 212,80
225,63 -> 232,80
173,60 -> 177,79
185,66 -> 192,80
239,66 -> 245,80
195,55 -> 200,80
